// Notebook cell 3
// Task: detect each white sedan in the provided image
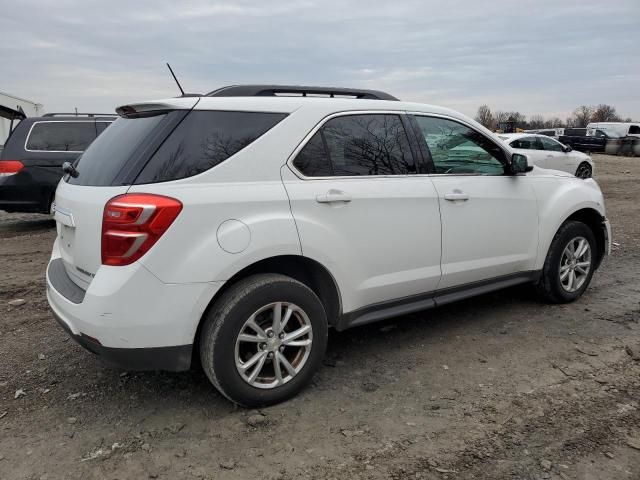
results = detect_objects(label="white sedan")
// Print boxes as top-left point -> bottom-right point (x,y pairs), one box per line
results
499,133 -> 594,178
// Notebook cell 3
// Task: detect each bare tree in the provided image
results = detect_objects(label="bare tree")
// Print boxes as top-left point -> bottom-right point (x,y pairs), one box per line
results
591,104 -> 620,122
475,105 -> 494,129
529,115 -> 545,129
572,106 -> 594,127
547,117 -> 563,128
624,117 -> 634,123
565,117 -> 576,128
494,111 -> 509,124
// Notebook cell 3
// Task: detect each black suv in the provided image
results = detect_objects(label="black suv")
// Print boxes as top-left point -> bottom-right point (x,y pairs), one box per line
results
0,114 -> 115,213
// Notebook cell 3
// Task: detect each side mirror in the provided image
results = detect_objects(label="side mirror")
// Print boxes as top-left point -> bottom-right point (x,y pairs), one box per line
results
510,153 -> 533,174
562,144 -> 572,153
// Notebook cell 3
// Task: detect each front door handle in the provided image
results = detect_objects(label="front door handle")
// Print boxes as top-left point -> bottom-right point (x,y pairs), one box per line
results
444,192 -> 469,202
316,190 -> 352,204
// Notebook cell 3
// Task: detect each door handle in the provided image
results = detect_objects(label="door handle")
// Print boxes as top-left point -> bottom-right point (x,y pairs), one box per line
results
316,190 -> 352,204
444,192 -> 469,202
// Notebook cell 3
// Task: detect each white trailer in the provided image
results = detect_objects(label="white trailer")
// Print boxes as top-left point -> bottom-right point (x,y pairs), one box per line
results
0,91 -> 44,149
587,122 -> 640,138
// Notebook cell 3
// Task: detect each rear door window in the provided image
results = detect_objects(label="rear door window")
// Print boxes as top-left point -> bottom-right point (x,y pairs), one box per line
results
26,121 -> 96,152
510,136 -> 539,150
292,131 -> 333,177
134,111 -> 287,184
293,114 -> 416,177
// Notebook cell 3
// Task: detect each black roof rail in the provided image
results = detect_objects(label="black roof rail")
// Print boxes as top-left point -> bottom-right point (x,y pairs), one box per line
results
206,85 -> 399,101
42,113 -> 117,118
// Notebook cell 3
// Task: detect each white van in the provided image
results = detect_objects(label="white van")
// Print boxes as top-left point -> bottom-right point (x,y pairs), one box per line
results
587,122 -> 640,138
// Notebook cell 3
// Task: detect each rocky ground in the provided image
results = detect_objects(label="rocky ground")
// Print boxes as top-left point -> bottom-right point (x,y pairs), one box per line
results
1,154 -> 639,480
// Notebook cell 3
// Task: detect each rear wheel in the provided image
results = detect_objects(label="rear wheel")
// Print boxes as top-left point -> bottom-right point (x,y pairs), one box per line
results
199,274 -> 328,407
536,221 -> 597,303
575,162 -> 592,179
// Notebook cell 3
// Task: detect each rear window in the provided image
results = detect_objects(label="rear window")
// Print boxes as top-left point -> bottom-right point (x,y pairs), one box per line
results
68,113 -> 167,186
26,121 -> 96,152
134,111 -> 287,184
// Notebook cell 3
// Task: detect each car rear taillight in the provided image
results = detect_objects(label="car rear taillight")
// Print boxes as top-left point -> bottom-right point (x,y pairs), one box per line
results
0,160 -> 24,176
101,193 -> 182,266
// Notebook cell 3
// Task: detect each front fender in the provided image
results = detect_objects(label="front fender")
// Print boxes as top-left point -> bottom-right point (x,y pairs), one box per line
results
532,177 -> 606,270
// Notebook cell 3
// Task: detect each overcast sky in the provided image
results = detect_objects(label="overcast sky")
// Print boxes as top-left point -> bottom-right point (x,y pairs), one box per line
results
1,0 -> 638,120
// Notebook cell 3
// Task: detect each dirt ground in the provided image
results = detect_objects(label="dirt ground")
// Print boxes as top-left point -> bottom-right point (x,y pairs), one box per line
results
1,154 -> 639,480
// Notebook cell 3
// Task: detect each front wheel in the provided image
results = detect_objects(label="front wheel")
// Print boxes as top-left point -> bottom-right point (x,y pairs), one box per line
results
575,162 -> 592,179
536,221 -> 597,303
199,274 -> 328,407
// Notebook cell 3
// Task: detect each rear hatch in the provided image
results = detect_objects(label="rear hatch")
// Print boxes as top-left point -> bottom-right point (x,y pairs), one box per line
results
53,101 -> 197,289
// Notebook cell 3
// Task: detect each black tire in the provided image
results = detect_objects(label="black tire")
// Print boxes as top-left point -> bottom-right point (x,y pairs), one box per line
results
199,273 -> 328,407
536,221 -> 597,304
575,162 -> 592,179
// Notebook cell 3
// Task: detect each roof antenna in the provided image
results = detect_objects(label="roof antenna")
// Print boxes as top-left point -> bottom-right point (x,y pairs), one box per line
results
165,63 -> 201,97
166,63 -> 186,96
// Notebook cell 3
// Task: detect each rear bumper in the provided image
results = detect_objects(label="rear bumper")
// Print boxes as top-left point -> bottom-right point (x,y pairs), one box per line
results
46,241 -> 223,371
50,307 -> 192,371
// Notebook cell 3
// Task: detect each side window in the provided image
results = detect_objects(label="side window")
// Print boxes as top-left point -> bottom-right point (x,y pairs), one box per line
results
511,136 -> 538,150
292,131 -> 332,177
538,136 -> 564,152
135,111 -> 287,184
629,126 -> 640,135
322,114 -> 416,176
26,122 -> 96,152
412,116 -> 505,175
96,122 -> 112,135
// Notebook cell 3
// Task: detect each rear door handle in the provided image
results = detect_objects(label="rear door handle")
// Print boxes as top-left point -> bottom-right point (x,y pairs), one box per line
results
444,192 -> 469,202
316,190 -> 352,204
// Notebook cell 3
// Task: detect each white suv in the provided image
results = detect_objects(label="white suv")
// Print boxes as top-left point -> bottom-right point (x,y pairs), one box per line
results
46,85 -> 611,406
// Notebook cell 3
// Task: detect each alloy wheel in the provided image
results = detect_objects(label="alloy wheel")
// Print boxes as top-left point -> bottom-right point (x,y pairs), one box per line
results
559,236 -> 592,293
235,302 -> 313,389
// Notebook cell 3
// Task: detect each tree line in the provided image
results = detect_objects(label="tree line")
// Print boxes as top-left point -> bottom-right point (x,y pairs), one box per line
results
474,104 -> 635,130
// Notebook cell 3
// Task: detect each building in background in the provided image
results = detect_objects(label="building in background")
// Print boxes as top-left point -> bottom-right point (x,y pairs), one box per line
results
0,92 -> 44,150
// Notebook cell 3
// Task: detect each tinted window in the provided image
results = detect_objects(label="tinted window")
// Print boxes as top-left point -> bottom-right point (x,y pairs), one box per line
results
413,116 -> 505,175
318,114 -> 415,176
511,136 -> 539,150
69,114 -> 167,186
26,122 -> 96,152
565,128 -> 587,136
96,121 -> 112,135
629,126 -> 640,135
135,111 -> 287,183
292,131 -> 332,176
538,136 -> 563,152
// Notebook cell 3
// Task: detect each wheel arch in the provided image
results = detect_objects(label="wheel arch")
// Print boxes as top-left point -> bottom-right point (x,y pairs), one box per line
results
539,206 -> 606,273
191,255 -> 342,365
562,208 -> 607,268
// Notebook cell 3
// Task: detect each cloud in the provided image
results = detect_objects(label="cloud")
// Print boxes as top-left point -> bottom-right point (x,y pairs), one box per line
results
0,0 -> 638,120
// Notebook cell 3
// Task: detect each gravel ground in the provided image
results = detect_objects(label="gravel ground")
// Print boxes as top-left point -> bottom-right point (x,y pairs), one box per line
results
1,154 -> 639,480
